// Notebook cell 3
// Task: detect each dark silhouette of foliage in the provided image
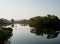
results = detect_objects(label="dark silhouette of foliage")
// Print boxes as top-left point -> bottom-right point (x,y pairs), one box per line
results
29,14 -> 60,29
29,14 -> 60,39
11,19 -> 14,24
30,27 -> 60,39
0,27 -> 13,44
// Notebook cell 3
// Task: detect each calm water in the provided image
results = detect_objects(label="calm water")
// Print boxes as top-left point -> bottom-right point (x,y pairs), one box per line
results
7,24 -> 60,44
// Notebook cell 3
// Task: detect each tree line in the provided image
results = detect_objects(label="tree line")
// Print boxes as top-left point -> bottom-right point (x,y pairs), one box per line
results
29,14 -> 60,29
0,18 -> 15,26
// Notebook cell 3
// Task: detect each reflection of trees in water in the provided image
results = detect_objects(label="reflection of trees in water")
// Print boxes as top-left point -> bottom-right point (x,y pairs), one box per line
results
29,15 -> 60,39
20,24 -> 28,26
0,27 -> 13,44
11,24 -> 14,27
30,27 -> 60,39
0,37 -> 11,44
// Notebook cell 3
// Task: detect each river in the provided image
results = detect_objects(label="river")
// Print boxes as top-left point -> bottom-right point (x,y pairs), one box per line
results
6,24 -> 60,44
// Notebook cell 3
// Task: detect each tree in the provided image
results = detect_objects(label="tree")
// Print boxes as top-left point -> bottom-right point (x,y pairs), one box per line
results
11,19 -> 14,24
29,14 -> 60,29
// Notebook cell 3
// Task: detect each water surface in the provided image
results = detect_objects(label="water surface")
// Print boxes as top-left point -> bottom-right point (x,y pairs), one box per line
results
9,24 -> 60,44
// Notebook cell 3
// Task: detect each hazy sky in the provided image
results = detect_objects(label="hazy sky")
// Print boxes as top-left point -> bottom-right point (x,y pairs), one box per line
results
0,0 -> 60,20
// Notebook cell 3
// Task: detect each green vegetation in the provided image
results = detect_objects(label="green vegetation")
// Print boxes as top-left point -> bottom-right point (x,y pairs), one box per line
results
29,14 -> 60,39
29,14 -> 60,29
0,27 -> 13,44
0,27 -> 13,40
0,18 -> 12,26
0,18 -> 11,24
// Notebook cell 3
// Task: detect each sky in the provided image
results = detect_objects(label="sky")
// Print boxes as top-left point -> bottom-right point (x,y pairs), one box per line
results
0,0 -> 60,20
